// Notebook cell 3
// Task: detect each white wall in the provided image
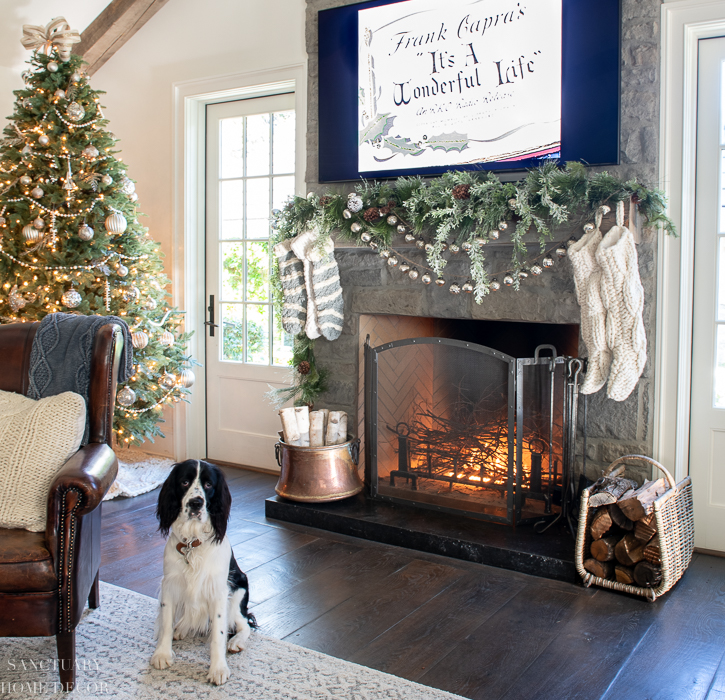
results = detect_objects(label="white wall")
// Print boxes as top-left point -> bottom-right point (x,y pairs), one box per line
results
0,0 -> 307,457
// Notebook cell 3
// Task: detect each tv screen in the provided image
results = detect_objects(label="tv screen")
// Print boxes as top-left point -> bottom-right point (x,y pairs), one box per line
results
318,0 -> 620,182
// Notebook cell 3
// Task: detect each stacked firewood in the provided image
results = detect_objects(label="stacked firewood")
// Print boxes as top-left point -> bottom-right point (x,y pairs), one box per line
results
278,406 -> 348,447
583,470 -> 667,588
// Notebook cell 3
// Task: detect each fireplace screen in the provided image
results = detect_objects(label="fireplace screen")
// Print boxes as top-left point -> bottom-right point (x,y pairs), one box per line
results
364,338 -> 580,526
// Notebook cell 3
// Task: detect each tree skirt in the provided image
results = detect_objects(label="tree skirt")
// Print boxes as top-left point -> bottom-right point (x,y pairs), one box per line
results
104,449 -> 175,500
0,583 -> 465,700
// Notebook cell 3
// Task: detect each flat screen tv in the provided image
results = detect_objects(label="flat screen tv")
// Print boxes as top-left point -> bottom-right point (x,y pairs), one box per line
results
318,0 -> 620,182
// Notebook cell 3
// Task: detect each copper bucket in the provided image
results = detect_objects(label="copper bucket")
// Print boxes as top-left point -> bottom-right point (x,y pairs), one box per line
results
274,434 -> 362,503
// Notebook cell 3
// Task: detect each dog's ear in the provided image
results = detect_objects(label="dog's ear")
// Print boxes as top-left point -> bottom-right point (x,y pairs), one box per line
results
207,463 -> 232,544
156,465 -> 182,538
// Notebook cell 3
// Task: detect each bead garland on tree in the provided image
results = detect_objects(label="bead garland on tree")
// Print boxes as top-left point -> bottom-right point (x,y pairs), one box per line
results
0,19 -> 197,446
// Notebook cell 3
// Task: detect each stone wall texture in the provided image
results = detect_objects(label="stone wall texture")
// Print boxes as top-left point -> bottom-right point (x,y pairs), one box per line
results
304,0 -> 662,482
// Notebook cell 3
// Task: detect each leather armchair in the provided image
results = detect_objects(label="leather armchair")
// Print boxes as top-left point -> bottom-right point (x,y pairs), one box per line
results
0,321 -> 123,691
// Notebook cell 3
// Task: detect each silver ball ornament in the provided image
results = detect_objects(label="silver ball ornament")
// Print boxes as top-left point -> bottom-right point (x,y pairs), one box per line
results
386,215 -> 398,226
38,134 -> 49,146
415,239 -> 425,249
342,209 -> 352,220
380,249 -> 391,259
567,236 -> 578,247
131,331 -> 149,349
498,221 -> 508,231
178,369 -> 195,388
449,283 -> 461,294
555,246 -> 567,258
408,268 -> 419,280
369,241 -> 378,250
143,297 -> 157,310
397,224 -> 406,234
19,175 -> 32,186
47,61 -> 59,73
490,278 -> 502,291
387,256 -> 398,267
360,232 -> 372,243
518,269 -> 529,279
71,72 -> 81,82
33,217 -> 45,230
508,198 -> 517,208
120,177 -> 136,195
462,281 -> 474,293
116,264 -> 128,277
31,186 -> 43,198
82,145 -> 99,159
461,241 -> 473,252
105,212 -> 127,234
405,233 -> 416,242
54,89 -> 65,99
489,230 -> 500,241
351,222 -> 362,234
474,237 -> 486,248
78,224 -> 94,241
542,256 -> 555,268
435,277 -> 446,287
159,330 -> 175,347
424,243 -> 433,253
22,224 -> 41,244
61,289 -> 82,308
503,275 -> 515,286
159,373 -> 176,390
449,243 -> 460,254
399,262 -> 410,273
101,174 -> 113,186
531,265 -> 543,276
116,386 -> 136,407
421,273 -> 432,284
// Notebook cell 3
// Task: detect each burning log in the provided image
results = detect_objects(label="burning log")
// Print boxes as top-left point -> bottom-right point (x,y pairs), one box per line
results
590,508 -> 613,540
618,478 -> 668,521
584,558 -> 614,580
614,533 -> 645,567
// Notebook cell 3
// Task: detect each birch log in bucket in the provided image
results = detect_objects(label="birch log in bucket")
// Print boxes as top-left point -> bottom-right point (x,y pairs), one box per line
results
274,434 -> 363,502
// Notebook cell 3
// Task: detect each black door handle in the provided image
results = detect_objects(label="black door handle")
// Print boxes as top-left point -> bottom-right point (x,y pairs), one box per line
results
205,295 -> 219,336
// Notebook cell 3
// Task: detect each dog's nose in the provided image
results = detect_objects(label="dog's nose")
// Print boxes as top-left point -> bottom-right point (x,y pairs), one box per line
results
187,497 -> 204,512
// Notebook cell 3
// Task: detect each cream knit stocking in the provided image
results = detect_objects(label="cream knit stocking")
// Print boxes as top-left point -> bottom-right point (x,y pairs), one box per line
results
568,212 -> 611,394
596,201 -> 647,402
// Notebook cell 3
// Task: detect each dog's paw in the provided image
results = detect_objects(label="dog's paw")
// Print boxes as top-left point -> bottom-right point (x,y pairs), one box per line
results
207,661 -> 231,685
151,650 -> 174,670
227,630 -> 250,653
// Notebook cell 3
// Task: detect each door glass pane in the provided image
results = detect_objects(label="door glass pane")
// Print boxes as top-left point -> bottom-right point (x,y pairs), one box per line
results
221,303 -> 245,362
273,111 -> 295,174
246,304 -> 269,364
719,237 -> 725,322
721,151 -> 725,232
221,180 -> 244,239
246,241 -> 270,302
246,179 -> 270,220
221,242 -> 245,301
220,117 -> 245,179
273,176 -> 295,211
273,306 -> 294,366
246,114 -> 270,177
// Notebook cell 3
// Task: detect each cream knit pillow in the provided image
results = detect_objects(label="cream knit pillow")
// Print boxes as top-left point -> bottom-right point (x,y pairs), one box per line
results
0,389 -> 86,531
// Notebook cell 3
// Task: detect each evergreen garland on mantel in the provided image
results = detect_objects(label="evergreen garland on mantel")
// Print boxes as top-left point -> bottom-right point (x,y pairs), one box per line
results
270,162 -> 675,407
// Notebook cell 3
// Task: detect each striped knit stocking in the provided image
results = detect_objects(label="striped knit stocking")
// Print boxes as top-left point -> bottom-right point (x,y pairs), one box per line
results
290,230 -> 344,341
596,201 -> 647,402
273,239 -> 307,336
568,212 -> 611,394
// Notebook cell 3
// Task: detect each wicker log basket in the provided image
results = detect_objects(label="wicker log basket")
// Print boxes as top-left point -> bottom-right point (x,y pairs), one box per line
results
575,455 -> 694,601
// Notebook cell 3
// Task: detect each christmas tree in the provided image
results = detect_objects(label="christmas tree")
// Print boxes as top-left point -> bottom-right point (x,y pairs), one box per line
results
0,21 -> 195,447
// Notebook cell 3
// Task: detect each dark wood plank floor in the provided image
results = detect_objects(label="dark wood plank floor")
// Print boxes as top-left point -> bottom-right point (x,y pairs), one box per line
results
100,465 -> 725,700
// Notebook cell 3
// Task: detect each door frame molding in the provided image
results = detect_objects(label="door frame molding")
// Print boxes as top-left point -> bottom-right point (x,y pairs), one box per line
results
171,64 -> 307,459
656,1 -> 725,481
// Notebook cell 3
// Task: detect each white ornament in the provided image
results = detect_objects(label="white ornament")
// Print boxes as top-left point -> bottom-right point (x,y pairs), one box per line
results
347,194 -> 363,213
54,89 -> 65,99
38,134 -> 49,146
490,279 -> 501,291
33,217 -> 45,230
31,186 -> 43,198
82,145 -> 99,159
47,61 -> 59,73
101,174 -> 113,186
143,296 -> 157,310
71,72 -> 81,82
116,386 -> 136,407
61,289 -> 82,308
178,369 -> 195,388
19,175 -> 32,186
120,177 -> 136,195
159,330 -> 174,347
105,212 -> 127,234
78,224 -> 94,241
8,285 -> 27,312
116,264 -> 128,277
449,284 -> 461,294
131,331 -> 149,349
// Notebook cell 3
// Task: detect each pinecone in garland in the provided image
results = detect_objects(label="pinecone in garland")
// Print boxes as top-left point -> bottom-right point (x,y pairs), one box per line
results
363,207 -> 381,223
452,184 -> 471,200
379,200 -> 396,216
319,196 -> 332,208
297,360 -> 311,375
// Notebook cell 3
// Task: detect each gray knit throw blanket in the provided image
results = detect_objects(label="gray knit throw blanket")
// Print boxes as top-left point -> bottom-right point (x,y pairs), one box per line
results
28,313 -> 133,444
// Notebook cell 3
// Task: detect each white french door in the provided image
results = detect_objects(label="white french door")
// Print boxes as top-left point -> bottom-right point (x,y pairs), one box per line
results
689,36 -> 725,552
205,95 -> 296,469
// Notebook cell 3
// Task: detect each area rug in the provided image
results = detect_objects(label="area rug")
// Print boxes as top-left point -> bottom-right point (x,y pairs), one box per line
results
104,449 -> 175,500
0,583 -> 466,700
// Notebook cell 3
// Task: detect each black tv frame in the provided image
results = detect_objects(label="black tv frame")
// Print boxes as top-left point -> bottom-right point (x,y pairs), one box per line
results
318,0 -> 621,183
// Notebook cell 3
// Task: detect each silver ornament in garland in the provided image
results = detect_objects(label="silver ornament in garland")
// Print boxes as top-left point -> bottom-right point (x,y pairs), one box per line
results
490,279 -> 501,291
131,331 -> 149,349
503,275 -> 515,286
82,145 -> 99,159
542,256 -> 555,268
101,174 -> 113,186
47,61 -> 59,73
120,177 -> 136,195
386,215 -> 398,226
19,175 -> 32,186
116,386 -> 136,407
462,281 -> 474,293
421,273 -> 432,284
61,289 -> 82,308
408,268 -> 419,280
38,134 -> 49,146
347,194 -> 363,213
66,102 -> 85,122
31,186 -> 43,198
8,285 -> 27,312
78,224 -> 94,241
116,264 -> 129,277
33,217 -> 44,230
351,222 -> 362,233
449,284 -> 461,294
435,277 -> 446,287
54,89 -> 65,99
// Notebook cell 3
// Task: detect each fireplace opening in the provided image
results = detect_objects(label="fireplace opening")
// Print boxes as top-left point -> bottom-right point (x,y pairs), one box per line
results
364,328 -> 581,528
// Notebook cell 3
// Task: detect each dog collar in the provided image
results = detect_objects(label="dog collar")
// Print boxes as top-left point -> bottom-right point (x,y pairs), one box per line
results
176,538 -> 202,558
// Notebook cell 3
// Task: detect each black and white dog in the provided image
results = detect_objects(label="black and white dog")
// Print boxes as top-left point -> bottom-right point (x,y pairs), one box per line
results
150,459 -> 257,685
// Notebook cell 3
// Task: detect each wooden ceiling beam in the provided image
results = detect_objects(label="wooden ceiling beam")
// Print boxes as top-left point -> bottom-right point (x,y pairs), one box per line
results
75,0 -> 172,75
